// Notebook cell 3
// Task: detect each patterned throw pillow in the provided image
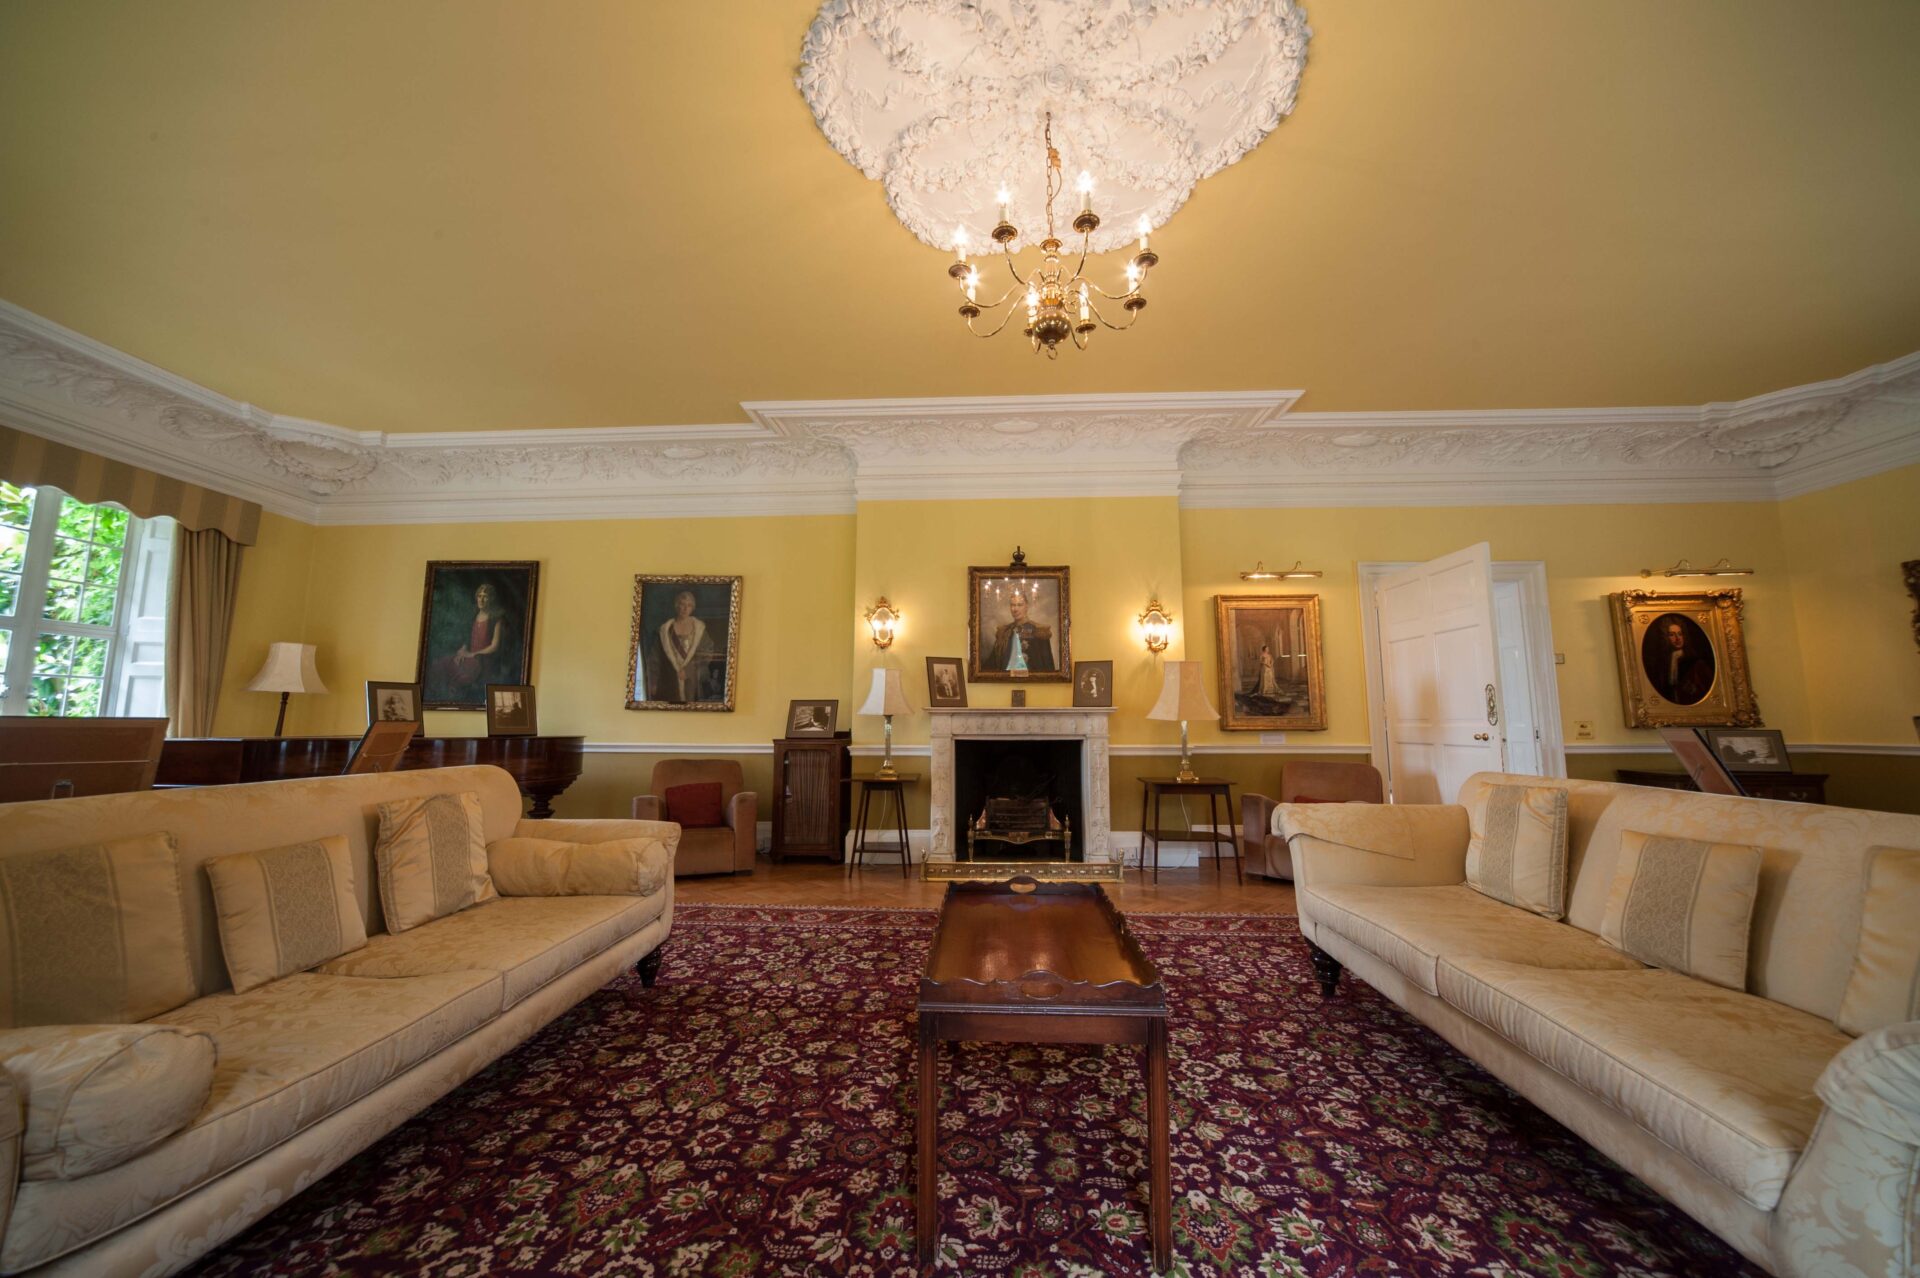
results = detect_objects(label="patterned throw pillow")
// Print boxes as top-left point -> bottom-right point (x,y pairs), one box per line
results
373,792 -> 496,933
0,832 -> 196,1028
1599,829 -> 1762,990
204,836 -> 369,993
1835,847 -> 1920,1036
1463,783 -> 1571,920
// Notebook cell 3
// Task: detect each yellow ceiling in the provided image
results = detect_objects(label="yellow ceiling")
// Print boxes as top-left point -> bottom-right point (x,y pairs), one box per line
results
2,1 -> 1917,432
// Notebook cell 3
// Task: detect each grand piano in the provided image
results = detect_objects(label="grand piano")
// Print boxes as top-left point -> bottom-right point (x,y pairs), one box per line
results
157,735 -> 585,818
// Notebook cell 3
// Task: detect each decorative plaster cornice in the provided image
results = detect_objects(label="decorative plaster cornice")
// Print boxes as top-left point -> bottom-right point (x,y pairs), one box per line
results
0,299 -> 1914,523
1180,352 -> 1920,508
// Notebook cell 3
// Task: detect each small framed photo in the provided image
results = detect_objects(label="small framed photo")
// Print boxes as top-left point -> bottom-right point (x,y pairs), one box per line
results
1072,660 -> 1114,708
1704,727 -> 1791,773
485,684 -> 538,737
786,699 -> 838,737
925,656 -> 968,708
366,681 -> 422,726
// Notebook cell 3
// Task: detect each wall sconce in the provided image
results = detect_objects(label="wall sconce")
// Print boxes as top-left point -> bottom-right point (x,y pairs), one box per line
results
1138,598 -> 1174,652
1639,558 -> 1754,578
1240,559 -> 1323,581
865,597 -> 901,648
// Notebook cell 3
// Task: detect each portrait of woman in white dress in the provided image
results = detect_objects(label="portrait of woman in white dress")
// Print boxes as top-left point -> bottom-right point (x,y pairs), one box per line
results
628,575 -> 743,711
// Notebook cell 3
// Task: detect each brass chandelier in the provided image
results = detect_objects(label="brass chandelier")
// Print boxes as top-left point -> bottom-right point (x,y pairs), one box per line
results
947,114 -> 1159,358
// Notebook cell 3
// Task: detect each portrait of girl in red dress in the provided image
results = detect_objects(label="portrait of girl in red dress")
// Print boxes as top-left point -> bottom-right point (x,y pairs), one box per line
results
417,562 -> 539,710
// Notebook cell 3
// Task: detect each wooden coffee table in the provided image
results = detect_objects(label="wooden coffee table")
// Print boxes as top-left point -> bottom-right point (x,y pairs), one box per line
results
916,878 -> 1171,1271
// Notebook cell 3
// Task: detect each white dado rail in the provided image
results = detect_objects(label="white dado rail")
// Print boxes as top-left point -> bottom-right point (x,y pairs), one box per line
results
928,707 -> 1116,866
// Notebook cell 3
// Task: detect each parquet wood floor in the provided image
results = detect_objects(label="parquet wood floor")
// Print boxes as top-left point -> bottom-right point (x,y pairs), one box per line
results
675,857 -> 1297,914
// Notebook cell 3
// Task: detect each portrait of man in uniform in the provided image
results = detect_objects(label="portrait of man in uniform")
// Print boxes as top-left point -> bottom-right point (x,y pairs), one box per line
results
968,557 -> 1070,683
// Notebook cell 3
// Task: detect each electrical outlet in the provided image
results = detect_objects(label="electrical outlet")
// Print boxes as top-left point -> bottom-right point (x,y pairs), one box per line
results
1573,719 -> 1595,741
1554,652 -> 1566,665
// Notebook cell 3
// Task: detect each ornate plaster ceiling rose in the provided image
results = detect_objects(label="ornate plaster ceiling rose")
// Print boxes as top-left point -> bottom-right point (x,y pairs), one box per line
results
797,0 -> 1312,254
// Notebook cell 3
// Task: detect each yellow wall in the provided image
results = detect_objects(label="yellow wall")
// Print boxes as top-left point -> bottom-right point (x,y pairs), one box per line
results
1779,463 -> 1920,746
216,513 -> 855,744
214,465 -> 1919,819
1178,501 -> 1813,749
850,497 -> 1189,747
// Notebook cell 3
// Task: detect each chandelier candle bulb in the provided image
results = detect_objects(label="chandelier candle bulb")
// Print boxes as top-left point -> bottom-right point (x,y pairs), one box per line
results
996,185 -> 1011,221
1138,215 -> 1151,250
952,225 -> 968,262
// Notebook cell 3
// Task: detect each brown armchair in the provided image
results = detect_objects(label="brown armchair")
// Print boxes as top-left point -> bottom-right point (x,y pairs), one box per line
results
1241,761 -> 1386,880
632,759 -> 758,876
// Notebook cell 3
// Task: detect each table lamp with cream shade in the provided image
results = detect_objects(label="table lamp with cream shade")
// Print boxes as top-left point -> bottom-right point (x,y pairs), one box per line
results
858,667 -> 915,780
246,642 -> 327,737
1147,660 -> 1217,784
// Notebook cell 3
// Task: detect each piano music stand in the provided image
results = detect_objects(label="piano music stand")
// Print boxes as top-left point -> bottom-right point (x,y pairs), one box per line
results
345,721 -> 418,775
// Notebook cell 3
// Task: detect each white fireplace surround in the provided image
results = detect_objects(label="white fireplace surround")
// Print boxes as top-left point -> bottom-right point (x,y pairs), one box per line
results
929,707 -> 1116,864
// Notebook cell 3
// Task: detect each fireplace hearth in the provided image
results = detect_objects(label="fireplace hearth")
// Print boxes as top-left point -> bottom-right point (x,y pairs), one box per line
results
924,706 -> 1117,881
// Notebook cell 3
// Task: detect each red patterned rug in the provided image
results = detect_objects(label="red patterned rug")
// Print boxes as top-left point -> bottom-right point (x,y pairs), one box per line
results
192,903 -> 1760,1276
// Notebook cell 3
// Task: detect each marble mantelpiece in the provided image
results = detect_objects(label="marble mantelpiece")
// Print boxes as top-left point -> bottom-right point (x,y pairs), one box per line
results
928,707 -> 1116,864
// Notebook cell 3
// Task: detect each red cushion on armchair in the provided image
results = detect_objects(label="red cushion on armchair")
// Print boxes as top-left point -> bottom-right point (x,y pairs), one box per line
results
662,781 -> 726,828
1287,795 -> 1343,804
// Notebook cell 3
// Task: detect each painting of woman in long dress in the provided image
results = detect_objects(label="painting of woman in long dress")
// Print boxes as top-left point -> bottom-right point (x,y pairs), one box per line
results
416,562 -> 540,710
1213,594 -> 1327,731
627,575 -> 742,711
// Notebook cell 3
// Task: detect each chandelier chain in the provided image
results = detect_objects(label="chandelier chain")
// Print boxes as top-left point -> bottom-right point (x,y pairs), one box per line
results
947,113 -> 1159,358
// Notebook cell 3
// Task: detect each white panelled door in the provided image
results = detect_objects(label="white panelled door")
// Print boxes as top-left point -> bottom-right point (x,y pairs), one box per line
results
1376,542 -> 1505,803
111,518 -> 172,717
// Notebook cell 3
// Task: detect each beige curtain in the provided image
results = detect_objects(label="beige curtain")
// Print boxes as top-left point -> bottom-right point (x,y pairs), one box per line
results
166,527 -> 245,737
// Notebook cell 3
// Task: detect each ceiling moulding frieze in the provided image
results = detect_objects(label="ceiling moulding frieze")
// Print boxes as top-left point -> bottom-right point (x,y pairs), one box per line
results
797,0 -> 1312,255
0,301 -> 1915,523
1179,352 -> 1920,508
746,391 -> 1300,500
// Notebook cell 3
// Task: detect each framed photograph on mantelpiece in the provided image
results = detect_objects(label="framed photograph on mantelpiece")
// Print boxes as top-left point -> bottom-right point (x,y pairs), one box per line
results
416,561 -> 539,711
967,547 -> 1069,683
365,681 -> 422,727
627,575 -> 743,712
1072,660 -> 1113,708
925,656 -> 968,708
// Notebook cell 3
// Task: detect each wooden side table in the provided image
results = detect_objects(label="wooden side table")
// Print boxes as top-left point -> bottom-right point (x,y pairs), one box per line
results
1138,776 -> 1243,884
851,773 -> 918,877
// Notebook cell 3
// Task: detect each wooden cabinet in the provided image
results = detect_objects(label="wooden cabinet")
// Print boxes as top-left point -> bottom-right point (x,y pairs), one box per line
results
1615,768 -> 1828,805
772,733 -> 852,861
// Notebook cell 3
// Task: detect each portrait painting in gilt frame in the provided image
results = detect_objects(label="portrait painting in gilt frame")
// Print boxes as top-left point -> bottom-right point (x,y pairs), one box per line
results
1214,594 -> 1327,731
1607,589 -> 1761,728
627,575 -> 743,712
416,561 -> 539,711
967,550 -> 1070,683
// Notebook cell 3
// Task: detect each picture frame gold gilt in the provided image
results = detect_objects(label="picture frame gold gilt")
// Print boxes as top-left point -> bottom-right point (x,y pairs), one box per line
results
1607,589 -> 1761,728
626,575 -> 743,712
967,548 -> 1070,683
1214,594 -> 1327,731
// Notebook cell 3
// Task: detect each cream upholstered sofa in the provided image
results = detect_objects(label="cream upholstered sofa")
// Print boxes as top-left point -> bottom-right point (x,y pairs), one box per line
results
1276,772 -> 1920,1278
0,764 -> 677,1277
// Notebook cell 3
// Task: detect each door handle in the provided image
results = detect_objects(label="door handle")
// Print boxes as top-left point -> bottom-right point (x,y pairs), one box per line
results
1473,732 -> 1491,741
1485,684 -> 1499,726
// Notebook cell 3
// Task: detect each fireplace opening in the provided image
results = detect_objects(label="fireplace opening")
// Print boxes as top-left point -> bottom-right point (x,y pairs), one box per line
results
954,738 -> 1085,861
